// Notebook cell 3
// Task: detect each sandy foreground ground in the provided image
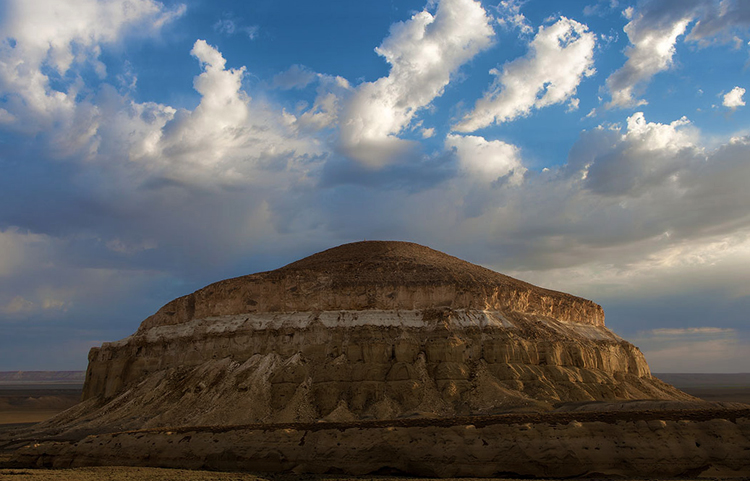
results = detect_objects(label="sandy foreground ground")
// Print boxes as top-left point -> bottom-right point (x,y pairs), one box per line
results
1,466 -> 745,481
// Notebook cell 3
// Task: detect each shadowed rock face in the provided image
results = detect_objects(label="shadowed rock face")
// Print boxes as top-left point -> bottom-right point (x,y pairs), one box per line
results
70,241 -> 691,432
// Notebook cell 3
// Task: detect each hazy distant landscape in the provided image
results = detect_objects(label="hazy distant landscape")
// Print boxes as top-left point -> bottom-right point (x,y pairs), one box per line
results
0,371 -> 85,386
0,372 -> 83,426
654,373 -> 750,404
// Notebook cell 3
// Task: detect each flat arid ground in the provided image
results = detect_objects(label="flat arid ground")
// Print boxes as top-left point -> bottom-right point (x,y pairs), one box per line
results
0,466 -> 743,481
655,373 -> 750,404
0,386 -> 82,425
2,463 -> 747,480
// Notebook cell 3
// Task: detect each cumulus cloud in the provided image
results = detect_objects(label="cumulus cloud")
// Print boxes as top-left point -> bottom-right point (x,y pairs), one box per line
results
581,112 -> 696,196
481,112 -> 750,307
339,0 -> 494,167
605,1 -> 696,108
445,134 -> 525,184
606,0 -> 750,108
723,86 -> 746,108
149,39 -> 252,171
87,39 -> 321,184
290,73 -> 352,133
0,1 -> 328,318
0,0 -> 184,127
454,17 -> 595,132
494,0 -> 533,34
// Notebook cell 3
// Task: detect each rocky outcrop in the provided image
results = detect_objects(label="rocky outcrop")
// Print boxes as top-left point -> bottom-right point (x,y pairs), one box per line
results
66,241 -> 692,432
15,410 -> 750,477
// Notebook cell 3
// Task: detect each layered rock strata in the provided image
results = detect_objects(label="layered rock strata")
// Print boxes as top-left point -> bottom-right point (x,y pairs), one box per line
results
15,410 -> 750,477
72,241 -> 690,430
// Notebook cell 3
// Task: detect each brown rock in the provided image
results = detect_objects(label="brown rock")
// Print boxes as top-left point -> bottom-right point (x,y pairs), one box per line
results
49,241 -> 694,434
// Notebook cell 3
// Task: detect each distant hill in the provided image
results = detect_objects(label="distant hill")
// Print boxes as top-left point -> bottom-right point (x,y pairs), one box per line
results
0,371 -> 85,384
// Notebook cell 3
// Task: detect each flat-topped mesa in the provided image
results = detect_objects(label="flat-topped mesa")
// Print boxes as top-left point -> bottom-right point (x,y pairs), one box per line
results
72,241 -> 692,432
137,241 -> 604,333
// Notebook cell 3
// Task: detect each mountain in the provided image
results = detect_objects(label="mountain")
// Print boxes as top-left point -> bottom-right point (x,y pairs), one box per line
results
51,241 -> 690,433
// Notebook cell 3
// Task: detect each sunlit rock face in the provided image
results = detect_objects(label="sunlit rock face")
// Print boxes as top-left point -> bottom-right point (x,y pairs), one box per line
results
77,241 -> 690,430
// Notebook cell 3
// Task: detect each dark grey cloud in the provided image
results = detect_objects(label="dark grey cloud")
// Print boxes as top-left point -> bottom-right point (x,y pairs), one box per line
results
688,0 -> 750,44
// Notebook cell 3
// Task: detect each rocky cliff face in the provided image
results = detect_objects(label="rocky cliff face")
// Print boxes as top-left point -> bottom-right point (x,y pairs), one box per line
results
72,241 -> 691,431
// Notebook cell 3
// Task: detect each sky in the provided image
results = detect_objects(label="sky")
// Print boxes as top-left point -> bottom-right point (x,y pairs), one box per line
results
0,0 -> 749,373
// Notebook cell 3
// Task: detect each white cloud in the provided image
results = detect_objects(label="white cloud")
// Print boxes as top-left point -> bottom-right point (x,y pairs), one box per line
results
0,0 -> 184,127
289,73 -> 352,133
100,40 -> 324,183
154,39 -> 250,167
454,17 -> 595,132
296,92 -> 340,131
495,0 -> 533,34
605,4 -> 693,108
445,133 -> 525,183
723,86 -> 746,108
339,0 -> 494,167
606,0 -> 750,108
575,112 -> 696,197
567,97 -> 581,112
